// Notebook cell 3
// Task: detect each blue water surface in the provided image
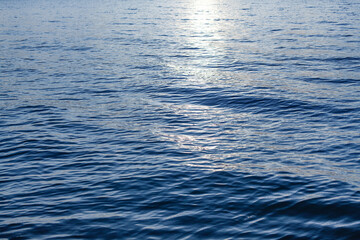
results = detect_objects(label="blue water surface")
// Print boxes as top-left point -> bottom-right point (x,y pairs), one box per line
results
1,0 -> 360,239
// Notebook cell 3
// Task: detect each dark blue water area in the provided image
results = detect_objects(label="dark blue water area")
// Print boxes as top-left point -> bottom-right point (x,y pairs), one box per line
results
1,0 -> 360,239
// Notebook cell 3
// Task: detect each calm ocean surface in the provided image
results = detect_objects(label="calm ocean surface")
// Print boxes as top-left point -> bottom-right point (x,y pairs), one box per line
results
1,0 -> 360,239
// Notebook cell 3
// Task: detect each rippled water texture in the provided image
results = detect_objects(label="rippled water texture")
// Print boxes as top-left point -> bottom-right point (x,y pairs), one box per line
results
1,0 -> 360,239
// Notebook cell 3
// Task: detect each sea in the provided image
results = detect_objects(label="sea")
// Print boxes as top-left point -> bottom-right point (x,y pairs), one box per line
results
0,0 -> 359,239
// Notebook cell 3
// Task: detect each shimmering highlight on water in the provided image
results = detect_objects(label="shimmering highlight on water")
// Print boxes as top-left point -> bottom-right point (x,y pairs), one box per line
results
1,0 -> 360,239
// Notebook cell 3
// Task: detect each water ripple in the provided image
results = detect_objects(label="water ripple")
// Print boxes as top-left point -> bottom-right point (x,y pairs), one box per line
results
1,0 -> 360,239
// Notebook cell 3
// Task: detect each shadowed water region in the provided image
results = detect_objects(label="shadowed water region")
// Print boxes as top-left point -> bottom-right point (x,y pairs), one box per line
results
1,0 -> 360,239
